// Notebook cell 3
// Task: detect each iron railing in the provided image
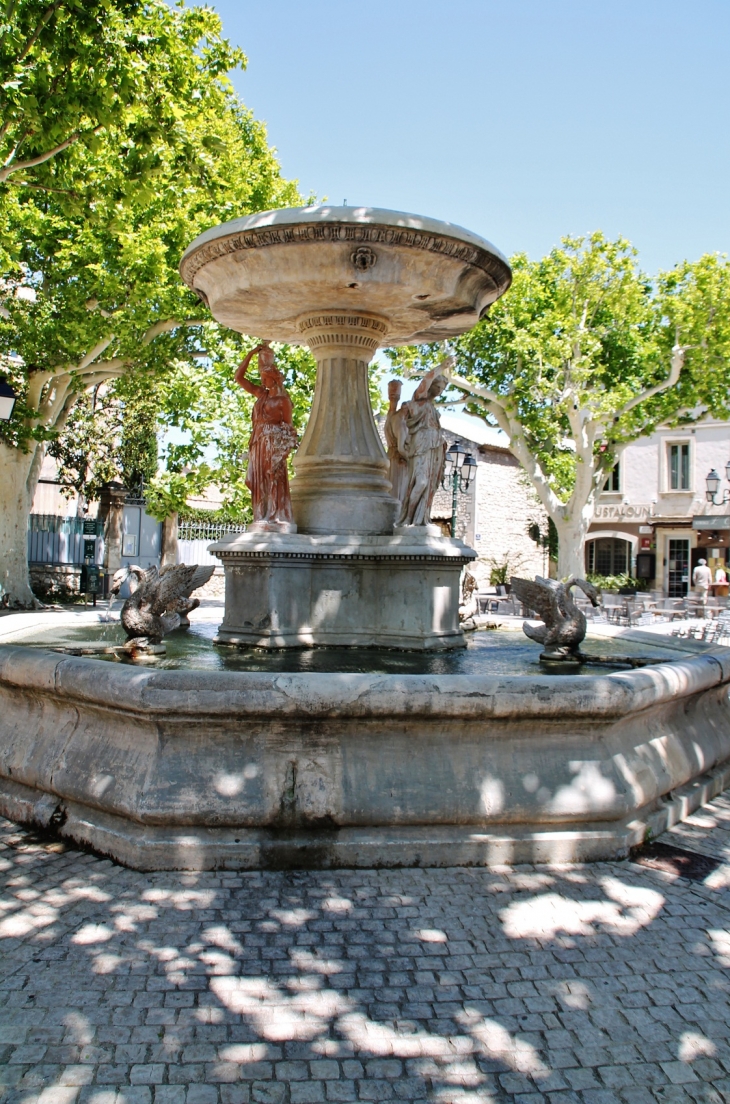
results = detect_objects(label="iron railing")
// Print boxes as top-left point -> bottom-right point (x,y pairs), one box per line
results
177,520 -> 247,542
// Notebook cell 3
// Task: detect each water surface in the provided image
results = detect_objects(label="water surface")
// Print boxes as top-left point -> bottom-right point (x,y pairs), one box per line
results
11,619 -> 681,677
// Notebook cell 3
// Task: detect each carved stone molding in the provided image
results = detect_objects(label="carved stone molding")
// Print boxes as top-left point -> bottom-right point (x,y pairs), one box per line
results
296,311 -> 389,355
180,220 -> 510,289
217,550 -> 475,565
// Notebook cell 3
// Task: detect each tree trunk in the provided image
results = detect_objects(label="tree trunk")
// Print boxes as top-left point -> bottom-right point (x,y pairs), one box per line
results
99,484 -> 127,575
160,512 -> 179,568
0,442 -> 38,607
553,513 -> 592,580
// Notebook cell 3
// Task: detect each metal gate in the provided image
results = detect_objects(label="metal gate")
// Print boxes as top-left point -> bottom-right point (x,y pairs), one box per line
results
121,502 -> 161,569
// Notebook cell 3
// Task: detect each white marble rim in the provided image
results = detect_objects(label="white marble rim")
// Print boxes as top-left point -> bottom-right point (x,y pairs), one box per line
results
180,204 -> 509,271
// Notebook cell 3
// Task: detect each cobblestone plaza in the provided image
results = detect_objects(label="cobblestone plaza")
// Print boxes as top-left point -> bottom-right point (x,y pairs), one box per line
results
2,795 -> 730,1104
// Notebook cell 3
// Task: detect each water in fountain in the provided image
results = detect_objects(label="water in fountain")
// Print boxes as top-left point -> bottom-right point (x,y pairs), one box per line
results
11,618 -> 681,676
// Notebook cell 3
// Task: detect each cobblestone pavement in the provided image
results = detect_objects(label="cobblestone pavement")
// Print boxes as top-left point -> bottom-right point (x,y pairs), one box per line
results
2,796 -> 730,1104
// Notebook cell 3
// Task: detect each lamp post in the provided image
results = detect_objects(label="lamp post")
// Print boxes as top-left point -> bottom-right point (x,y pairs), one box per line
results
705,462 -> 730,506
442,441 -> 477,538
0,379 -> 16,421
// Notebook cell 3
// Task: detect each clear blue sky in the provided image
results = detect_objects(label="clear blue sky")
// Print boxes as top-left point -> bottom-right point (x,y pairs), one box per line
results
210,0 -> 729,275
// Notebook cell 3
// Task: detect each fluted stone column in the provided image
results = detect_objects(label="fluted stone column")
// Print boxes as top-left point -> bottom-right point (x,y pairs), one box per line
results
291,311 -> 397,535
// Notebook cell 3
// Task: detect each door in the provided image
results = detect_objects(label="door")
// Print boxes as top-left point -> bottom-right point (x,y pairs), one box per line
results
667,538 -> 690,597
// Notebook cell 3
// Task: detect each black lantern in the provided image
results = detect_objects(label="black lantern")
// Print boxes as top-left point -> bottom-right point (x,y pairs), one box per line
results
706,467 -> 730,506
442,442 -> 477,537
461,453 -> 477,489
443,442 -> 465,480
0,378 -> 16,422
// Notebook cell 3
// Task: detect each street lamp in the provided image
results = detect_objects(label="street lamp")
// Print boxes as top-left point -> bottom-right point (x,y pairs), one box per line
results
0,378 -> 16,421
706,463 -> 730,505
442,441 -> 477,537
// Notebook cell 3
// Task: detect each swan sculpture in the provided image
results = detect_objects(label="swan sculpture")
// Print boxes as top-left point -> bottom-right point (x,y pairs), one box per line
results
510,575 -> 600,661
110,563 -> 215,643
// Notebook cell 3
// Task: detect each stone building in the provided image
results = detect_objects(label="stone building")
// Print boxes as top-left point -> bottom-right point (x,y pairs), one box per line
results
426,413 -> 547,588
588,418 -> 730,596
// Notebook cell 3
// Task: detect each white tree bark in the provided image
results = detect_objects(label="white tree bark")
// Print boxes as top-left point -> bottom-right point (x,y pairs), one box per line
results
0,442 -> 39,606
445,345 -> 686,581
0,318 -> 204,605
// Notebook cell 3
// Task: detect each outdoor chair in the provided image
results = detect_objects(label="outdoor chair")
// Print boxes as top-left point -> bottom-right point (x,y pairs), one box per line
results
600,594 -> 625,624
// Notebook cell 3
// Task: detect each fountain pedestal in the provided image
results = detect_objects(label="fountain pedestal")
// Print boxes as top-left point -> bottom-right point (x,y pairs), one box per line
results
210,530 -> 475,650
181,206 -> 511,649
291,311 -> 396,535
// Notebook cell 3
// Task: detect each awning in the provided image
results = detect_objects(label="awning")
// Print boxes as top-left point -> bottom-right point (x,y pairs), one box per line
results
693,515 -> 730,530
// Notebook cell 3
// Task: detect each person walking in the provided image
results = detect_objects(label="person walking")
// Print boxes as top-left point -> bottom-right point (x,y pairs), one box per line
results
692,558 -> 712,615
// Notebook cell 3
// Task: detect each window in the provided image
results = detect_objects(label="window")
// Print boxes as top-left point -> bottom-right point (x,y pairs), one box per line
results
603,461 -> 620,492
668,443 -> 690,490
586,538 -> 630,576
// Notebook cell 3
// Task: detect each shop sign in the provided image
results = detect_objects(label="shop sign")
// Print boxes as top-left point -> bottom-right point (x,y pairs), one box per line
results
594,503 -> 653,521
692,515 -> 730,530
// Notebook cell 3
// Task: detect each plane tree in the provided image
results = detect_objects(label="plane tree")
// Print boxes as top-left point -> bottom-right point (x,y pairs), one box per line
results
0,1 -> 300,604
390,234 -> 730,579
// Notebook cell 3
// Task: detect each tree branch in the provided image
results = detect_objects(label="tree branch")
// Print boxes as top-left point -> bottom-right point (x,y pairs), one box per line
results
443,369 -> 505,408
142,318 -> 206,344
0,131 -> 82,181
15,0 -> 64,65
73,338 -> 114,373
447,372 -> 564,519
616,344 -> 687,417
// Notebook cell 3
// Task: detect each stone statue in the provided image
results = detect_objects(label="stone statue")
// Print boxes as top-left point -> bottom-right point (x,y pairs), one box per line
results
459,566 -> 479,622
110,563 -> 215,644
384,379 -> 408,508
396,362 -> 450,528
235,343 -> 298,532
510,575 -> 600,662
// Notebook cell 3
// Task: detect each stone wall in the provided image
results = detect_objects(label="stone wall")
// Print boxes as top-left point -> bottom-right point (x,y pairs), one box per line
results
29,564 -> 82,600
471,444 -> 549,587
194,568 -> 225,600
429,431 -> 549,588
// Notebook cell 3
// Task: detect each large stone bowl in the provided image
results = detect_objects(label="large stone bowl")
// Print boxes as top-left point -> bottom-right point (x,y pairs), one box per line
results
179,205 -> 511,344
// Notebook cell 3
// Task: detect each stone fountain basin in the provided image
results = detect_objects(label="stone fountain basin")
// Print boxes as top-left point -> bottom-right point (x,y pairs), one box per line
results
180,206 -> 512,344
0,639 -> 729,870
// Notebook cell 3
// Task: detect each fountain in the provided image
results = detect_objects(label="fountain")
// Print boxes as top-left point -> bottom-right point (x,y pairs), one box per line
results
0,205 -> 729,871
179,206 -> 511,649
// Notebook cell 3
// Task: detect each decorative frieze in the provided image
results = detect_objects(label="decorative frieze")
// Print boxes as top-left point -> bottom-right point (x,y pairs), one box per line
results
180,220 -> 509,288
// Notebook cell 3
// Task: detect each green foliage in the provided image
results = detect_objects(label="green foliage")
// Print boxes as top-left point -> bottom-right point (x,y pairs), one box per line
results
46,384 -> 120,500
0,0 -> 318,543
388,234 -> 730,503
0,0 -> 246,190
178,505 -> 248,526
527,517 -> 559,562
488,552 -> 529,587
0,0 -> 302,455
48,370 -> 165,501
586,572 -> 647,593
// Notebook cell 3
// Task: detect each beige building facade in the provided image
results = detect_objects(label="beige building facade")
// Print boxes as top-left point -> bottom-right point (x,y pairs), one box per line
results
588,419 -> 730,596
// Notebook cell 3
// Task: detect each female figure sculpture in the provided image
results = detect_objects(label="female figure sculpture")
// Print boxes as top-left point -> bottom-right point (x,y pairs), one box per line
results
396,364 -> 449,527
384,379 -> 408,509
235,343 -> 298,532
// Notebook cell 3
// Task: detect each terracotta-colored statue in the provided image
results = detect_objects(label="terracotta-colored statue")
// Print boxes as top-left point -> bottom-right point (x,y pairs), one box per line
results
384,379 -> 408,509
235,343 -> 298,532
396,365 -> 449,527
